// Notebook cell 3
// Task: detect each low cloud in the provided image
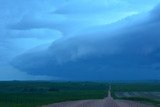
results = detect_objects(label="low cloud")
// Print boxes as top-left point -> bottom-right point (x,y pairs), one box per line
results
0,0 -> 160,80
12,5 -> 160,81
0,65 -> 56,80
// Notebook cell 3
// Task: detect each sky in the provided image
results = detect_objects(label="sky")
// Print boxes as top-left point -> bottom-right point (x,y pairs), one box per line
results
0,0 -> 160,81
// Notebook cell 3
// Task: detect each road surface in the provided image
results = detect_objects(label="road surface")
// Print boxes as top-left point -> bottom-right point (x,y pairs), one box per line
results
42,86 -> 155,107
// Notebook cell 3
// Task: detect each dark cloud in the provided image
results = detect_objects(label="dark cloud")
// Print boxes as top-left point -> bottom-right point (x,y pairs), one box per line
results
11,5 -> 160,81
0,0 -> 159,80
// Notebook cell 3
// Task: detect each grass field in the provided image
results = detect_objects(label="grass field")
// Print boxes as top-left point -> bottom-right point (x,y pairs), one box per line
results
110,82 -> 160,106
0,81 -> 159,107
0,81 -> 107,107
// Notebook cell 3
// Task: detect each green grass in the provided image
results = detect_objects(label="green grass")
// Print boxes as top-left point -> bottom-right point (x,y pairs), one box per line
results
0,81 -> 108,92
0,90 -> 106,107
0,81 -> 159,107
110,82 -> 160,106
111,82 -> 160,92
0,81 -> 107,107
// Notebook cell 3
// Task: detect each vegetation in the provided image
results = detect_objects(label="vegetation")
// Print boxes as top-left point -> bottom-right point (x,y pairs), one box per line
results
0,81 -> 159,107
110,82 -> 160,106
0,81 -> 107,107
111,82 -> 160,92
121,97 -> 160,106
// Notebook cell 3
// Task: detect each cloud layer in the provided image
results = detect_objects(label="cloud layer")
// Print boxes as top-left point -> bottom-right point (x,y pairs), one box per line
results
12,4 -> 160,81
0,0 -> 160,80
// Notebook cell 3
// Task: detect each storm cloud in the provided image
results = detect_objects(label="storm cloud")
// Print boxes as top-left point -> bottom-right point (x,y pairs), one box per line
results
12,4 -> 160,81
0,0 -> 160,80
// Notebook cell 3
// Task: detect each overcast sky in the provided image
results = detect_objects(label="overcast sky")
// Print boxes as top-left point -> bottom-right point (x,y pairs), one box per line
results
0,0 -> 160,81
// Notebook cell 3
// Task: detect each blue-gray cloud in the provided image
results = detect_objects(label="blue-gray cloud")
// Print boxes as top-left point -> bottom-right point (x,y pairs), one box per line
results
0,0 -> 62,59
12,5 -> 160,81
0,0 -> 160,80
0,0 -> 66,80
8,0 -> 159,36
54,0 -> 159,14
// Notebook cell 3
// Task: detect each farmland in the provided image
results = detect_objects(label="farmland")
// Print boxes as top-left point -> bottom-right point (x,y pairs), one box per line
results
111,82 -> 160,106
0,81 -> 159,107
115,92 -> 160,99
0,81 -> 107,107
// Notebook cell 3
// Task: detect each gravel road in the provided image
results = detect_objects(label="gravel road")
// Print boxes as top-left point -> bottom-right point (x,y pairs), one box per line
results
42,98 -> 155,107
42,87 -> 155,107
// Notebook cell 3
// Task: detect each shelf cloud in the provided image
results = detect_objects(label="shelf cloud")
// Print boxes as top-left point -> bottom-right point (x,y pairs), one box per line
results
0,0 -> 160,80
12,4 -> 160,80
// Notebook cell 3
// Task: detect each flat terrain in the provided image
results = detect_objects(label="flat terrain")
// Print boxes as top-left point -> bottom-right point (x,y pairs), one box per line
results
115,92 -> 160,99
43,90 -> 155,107
0,81 -> 159,107
43,99 -> 155,107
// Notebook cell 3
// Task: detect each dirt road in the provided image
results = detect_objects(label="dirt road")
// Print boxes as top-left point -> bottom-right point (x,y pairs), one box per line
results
42,87 -> 155,107
42,98 -> 155,107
